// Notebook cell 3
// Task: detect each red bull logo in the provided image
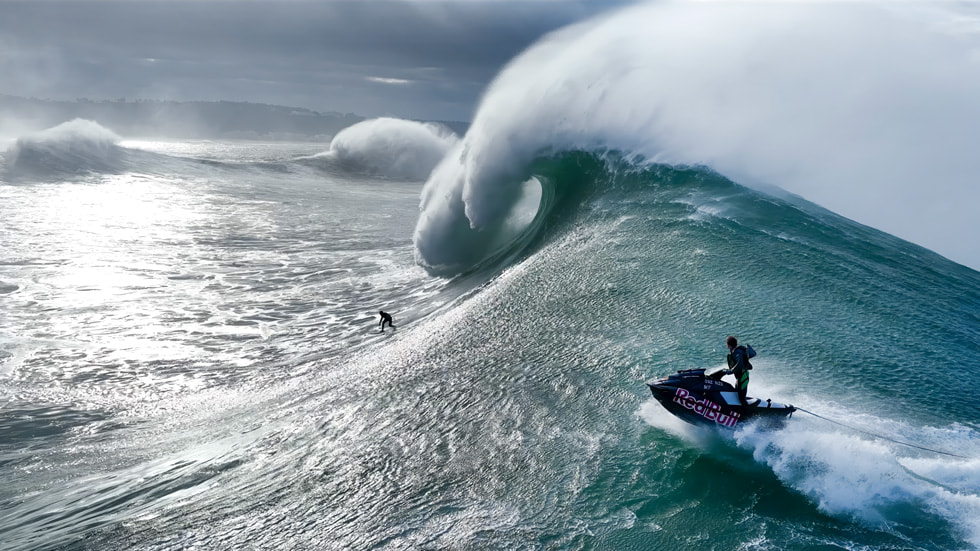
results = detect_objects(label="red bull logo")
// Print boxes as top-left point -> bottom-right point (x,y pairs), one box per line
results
672,388 -> 740,428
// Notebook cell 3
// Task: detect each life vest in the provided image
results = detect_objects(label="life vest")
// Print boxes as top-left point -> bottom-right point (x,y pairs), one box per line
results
727,345 -> 754,371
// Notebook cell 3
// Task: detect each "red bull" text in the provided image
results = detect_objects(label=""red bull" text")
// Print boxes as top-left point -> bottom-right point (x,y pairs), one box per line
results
672,388 -> 740,428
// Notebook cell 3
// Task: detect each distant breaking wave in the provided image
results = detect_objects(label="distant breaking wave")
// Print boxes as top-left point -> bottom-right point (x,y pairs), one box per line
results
413,0 -> 980,275
315,117 -> 459,181
2,119 -> 126,179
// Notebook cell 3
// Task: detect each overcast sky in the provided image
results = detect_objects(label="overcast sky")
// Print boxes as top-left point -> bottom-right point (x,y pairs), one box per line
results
0,0 -> 626,121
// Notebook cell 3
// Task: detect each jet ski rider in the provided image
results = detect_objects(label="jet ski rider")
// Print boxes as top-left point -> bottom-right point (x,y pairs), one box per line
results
724,336 -> 751,407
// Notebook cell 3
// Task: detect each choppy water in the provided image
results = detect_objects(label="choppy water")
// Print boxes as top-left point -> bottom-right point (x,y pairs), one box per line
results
2,126 -> 979,551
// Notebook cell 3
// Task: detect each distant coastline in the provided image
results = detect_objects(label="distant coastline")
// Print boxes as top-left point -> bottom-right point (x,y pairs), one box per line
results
0,95 -> 469,141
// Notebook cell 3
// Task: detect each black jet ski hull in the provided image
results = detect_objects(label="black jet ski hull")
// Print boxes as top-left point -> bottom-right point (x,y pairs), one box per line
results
647,369 -> 795,429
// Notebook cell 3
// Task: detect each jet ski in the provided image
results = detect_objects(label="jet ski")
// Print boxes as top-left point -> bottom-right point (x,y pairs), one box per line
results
646,368 -> 795,429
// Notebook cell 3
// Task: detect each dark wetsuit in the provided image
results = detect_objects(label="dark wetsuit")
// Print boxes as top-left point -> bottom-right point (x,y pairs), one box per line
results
726,345 -> 750,406
379,311 -> 394,331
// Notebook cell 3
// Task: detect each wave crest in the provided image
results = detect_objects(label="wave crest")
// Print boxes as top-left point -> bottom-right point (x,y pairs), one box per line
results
3,119 -> 125,179
323,117 -> 458,181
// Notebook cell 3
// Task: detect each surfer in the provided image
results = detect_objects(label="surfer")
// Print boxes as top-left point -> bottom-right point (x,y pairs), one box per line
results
378,310 -> 394,332
724,336 -> 752,407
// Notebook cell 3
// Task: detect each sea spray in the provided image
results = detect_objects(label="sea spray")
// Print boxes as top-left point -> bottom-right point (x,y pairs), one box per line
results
733,417 -> 980,547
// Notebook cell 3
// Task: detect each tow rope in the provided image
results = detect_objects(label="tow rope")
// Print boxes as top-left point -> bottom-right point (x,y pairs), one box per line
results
794,407 -> 969,459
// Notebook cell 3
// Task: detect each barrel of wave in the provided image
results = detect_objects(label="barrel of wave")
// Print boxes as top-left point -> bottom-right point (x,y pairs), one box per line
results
414,145 -> 548,278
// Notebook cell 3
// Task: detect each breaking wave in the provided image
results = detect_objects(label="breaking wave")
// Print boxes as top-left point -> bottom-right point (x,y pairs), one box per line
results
314,117 -> 459,181
2,119 -> 127,179
413,0 -> 980,275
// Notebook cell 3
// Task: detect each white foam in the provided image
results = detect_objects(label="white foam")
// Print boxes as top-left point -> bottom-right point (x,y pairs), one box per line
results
735,412 -> 980,545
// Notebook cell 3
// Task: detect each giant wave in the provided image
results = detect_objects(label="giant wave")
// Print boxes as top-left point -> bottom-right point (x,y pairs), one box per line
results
413,0 -> 980,276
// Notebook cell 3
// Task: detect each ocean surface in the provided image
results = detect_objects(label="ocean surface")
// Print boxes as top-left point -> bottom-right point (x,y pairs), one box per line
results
1,116 -> 979,551
4,3 -> 980,549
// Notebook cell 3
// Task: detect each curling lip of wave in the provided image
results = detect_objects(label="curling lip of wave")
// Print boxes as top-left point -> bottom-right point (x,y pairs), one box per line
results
412,0 -> 980,275
321,117 -> 459,181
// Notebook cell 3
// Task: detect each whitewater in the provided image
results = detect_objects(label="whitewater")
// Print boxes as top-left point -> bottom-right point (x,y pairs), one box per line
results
3,1 -> 980,550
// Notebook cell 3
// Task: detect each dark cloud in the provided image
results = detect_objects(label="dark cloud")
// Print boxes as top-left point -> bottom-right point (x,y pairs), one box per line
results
0,0 -> 627,120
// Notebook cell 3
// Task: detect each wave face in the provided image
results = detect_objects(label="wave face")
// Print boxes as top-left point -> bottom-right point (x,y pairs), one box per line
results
414,136 -> 980,547
427,156 -> 980,549
413,1 -> 980,274
319,117 -> 459,181
3,119 -> 127,179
